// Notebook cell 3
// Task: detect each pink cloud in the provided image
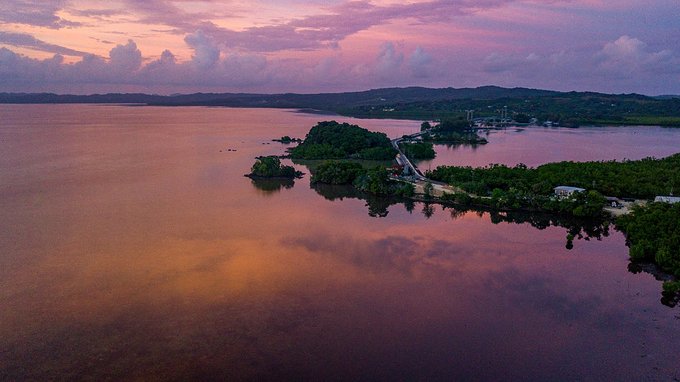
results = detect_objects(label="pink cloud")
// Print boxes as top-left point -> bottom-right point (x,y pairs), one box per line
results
0,0 -> 79,29
0,31 -> 89,56
1,1 -> 680,94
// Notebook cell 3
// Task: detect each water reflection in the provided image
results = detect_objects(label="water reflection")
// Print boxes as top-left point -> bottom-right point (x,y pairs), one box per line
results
627,262 -> 679,307
312,180 -> 679,308
294,165 -> 674,306
312,183 -> 402,218
250,177 -> 296,194
311,179 -> 611,250
422,202 -> 435,219
2,105 -> 679,381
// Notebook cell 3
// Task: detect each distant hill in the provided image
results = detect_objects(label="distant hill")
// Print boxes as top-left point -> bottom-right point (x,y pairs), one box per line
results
655,95 -> 680,100
1,86 -> 678,126
0,86 -> 558,108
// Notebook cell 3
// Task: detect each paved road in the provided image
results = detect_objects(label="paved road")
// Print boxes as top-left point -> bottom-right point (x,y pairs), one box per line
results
391,130 -> 472,198
391,132 -> 428,181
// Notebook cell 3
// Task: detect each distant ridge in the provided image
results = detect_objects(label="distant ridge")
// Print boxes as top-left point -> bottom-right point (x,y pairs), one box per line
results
2,86 -> 678,126
0,86 -> 565,108
655,95 -> 680,100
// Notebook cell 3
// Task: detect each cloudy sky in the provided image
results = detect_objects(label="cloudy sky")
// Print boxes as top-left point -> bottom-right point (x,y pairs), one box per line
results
1,0 -> 678,95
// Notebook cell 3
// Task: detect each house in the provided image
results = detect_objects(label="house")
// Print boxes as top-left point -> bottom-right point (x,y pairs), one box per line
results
554,186 -> 585,198
654,196 -> 680,204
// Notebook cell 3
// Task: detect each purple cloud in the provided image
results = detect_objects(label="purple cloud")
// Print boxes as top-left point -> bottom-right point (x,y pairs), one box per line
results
109,40 -> 142,72
1,1 -> 680,94
0,31 -> 89,56
475,35 -> 680,94
184,31 -> 220,68
101,0 -> 517,53
1,32 -> 679,95
0,0 -> 79,28
375,42 -> 404,78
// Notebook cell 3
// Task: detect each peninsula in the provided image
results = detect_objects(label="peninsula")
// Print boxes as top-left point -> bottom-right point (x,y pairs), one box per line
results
264,120 -> 680,300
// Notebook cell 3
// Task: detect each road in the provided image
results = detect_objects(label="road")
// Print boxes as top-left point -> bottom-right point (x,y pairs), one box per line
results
391,131 -> 428,181
391,130 -> 463,196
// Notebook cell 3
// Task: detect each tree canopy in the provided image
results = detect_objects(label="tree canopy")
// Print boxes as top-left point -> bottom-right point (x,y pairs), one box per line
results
428,154 -> 680,199
289,121 -> 396,160
399,141 -> 436,160
248,156 -> 302,178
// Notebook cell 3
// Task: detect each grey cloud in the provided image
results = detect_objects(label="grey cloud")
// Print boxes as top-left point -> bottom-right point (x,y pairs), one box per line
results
376,42 -> 404,77
184,30 -> 220,68
596,35 -> 679,75
474,35 -> 680,94
68,8 -> 127,18
0,31 -> 89,56
109,40 -> 142,72
409,46 -> 434,78
0,37 -> 273,93
114,0 -> 517,53
0,0 -> 79,28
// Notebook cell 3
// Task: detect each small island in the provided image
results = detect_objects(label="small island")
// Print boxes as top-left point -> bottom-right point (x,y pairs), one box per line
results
246,156 -> 303,178
289,120 -> 397,160
420,119 -> 488,145
272,135 -> 302,144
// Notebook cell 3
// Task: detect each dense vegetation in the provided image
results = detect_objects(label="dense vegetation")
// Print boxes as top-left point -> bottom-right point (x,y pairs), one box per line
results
616,203 -> 680,301
423,118 -> 488,144
310,161 -> 414,197
353,166 -> 415,196
311,161 -> 364,184
428,154 -> 680,200
346,91 -> 680,127
7,86 -> 678,126
289,121 -> 396,160
427,155 -> 680,217
399,142 -> 436,159
247,156 -> 302,178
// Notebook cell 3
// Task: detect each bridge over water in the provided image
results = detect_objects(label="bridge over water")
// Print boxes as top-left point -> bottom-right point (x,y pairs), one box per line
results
391,130 -> 458,196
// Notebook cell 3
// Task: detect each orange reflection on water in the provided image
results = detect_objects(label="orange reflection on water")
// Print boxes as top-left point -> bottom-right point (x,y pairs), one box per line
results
1,105 -> 679,381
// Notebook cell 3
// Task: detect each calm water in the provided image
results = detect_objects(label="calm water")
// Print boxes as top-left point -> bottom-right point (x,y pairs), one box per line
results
419,126 -> 680,169
1,105 -> 678,381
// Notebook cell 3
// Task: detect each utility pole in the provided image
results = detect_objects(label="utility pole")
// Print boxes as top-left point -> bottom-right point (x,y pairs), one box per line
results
466,109 -> 474,121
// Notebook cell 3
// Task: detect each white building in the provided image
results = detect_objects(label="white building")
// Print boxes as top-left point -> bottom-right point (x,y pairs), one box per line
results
654,196 -> 680,204
554,186 -> 586,198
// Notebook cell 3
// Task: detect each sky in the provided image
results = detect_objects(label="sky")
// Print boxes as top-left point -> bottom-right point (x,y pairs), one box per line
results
0,0 -> 679,95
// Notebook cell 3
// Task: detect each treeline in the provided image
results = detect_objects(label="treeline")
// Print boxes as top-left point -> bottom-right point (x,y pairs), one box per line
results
289,121 -> 396,160
616,202 -> 680,301
346,93 -> 680,126
428,154 -> 680,199
311,161 -> 414,197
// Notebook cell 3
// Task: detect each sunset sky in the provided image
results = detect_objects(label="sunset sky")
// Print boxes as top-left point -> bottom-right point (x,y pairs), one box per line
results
1,0 -> 679,95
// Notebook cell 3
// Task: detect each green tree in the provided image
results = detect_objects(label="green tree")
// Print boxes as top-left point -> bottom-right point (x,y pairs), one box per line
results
249,156 -> 300,178
423,181 -> 434,199
290,121 -> 396,160
311,161 -> 364,184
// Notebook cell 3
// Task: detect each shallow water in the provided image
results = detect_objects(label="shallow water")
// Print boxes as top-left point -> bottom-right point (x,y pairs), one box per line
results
1,105 -> 678,380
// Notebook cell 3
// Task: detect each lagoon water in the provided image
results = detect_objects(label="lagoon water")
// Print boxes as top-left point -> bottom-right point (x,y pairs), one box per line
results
1,105 -> 679,380
420,125 -> 680,169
